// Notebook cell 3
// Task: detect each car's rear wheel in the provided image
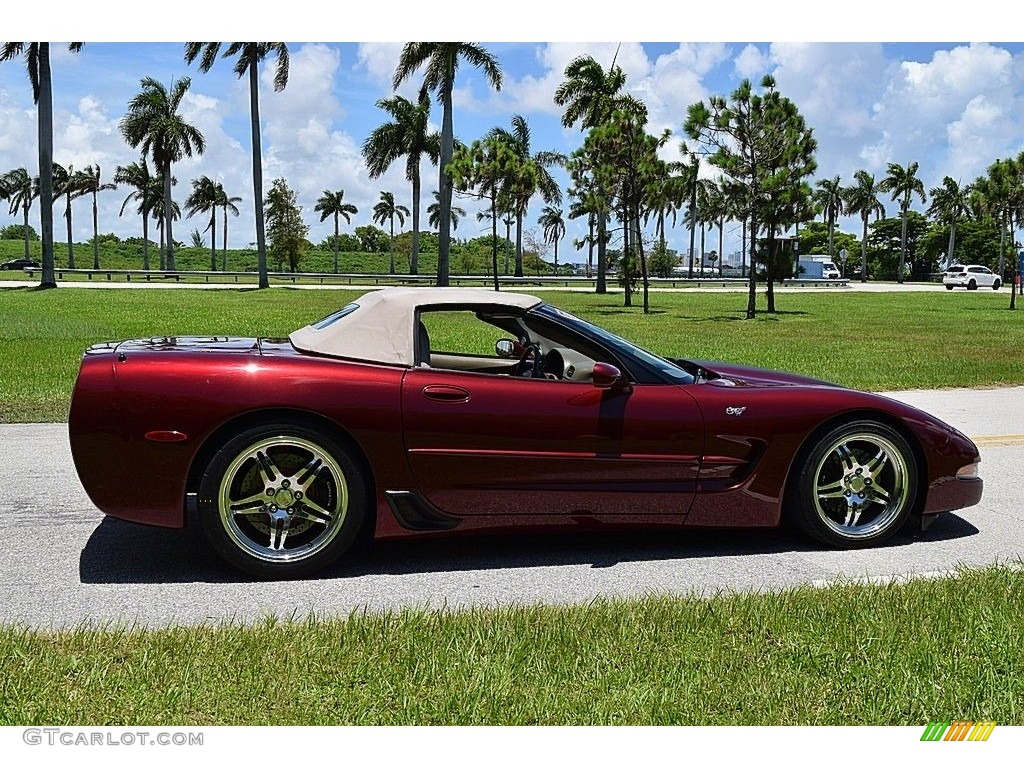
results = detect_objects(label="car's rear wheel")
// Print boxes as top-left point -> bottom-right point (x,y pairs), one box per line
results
198,423 -> 368,578
968,279 -> 978,290
945,284 -> 954,290
993,279 -> 1001,290
788,420 -> 917,548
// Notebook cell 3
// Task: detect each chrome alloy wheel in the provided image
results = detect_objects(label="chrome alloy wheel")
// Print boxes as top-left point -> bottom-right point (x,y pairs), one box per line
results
812,431 -> 911,540
217,436 -> 349,563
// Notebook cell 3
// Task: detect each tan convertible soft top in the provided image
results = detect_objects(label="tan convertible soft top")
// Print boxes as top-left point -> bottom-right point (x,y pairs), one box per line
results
289,287 -> 542,367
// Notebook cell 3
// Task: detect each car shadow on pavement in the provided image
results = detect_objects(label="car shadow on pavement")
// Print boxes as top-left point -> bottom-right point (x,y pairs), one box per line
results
79,511 -> 979,584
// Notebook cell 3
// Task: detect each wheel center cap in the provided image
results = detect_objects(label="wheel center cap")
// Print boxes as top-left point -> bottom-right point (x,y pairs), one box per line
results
848,476 -> 867,494
274,488 -> 296,508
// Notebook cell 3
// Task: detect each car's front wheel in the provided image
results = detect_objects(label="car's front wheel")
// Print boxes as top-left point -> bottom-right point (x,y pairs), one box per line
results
197,423 -> 368,578
993,279 -> 1001,290
968,279 -> 978,290
945,284 -> 954,290
788,421 -> 917,548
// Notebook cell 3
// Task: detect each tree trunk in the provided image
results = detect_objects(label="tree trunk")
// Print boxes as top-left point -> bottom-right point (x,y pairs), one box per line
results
587,216 -> 594,279
827,216 -> 835,261
596,214 -> 607,294
741,218 -> 747,278
142,210 -> 150,271
503,218 -> 511,274
436,80 -> 453,287
946,221 -> 956,269
622,211 -> 631,308
163,166 -> 175,271
92,192 -> 100,269
553,235 -> 558,275
389,217 -> 395,274
410,168 -> 420,275
222,206 -> 228,271
22,202 -> 31,261
687,185 -> 697,279
209,210 -> 217,271
898,202 -> 908,283
746,213 -> 757,319
514,211 -> 524,277
636,205 -> 649,315
490,189 -> 499,291
333,213 -> 339,273
65,194 -> 75,269
766,230 -> 776,314
860,216 -> 869,283
249,56 -> 269,289
38,43 -> 56,288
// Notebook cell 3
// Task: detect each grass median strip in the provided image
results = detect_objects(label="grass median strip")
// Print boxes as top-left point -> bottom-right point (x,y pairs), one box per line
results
3,286 -> 1023,423
1,564 -> 1021,725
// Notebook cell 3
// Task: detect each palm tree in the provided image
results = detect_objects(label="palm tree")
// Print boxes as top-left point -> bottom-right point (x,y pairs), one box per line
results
114,158 -> 157,270
372,191 -> 410,275
488,114 -> 564,277
1,42 -> 82,288
314,189 -> 358,274
813,175 -> 845,262
215,183 -> 241,271
538,205 -> 566,275
553,53 -> 647,129
185,42 -> 289,289
120,76 -> 206,272
428,190 -> 465,231
880,161 -> 926,283
185,175 -> 220,270
362,90 -> 440,275
927,177 -> 972,269
49,163 -> 82,268
149,174 -> 181,268
555,52 -> 646,296
393,43 -> 503,287
844,170 -> 886,283
77,165 -> 116,270
2,168 -> 36,261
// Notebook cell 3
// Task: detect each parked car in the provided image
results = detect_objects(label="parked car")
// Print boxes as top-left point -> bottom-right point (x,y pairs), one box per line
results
69,287 -> 983,578
943,264 -> 1001,290
0,258 -> 40,270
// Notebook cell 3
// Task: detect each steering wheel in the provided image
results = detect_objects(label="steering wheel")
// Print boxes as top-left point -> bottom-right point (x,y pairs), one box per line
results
514,342 -> 543,377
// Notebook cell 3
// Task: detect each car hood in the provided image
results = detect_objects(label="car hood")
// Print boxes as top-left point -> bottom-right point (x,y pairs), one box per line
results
677,359 -> 840,388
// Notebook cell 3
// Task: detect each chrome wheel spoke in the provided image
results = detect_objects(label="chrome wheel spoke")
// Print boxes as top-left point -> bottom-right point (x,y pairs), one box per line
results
835,443 -> 856,473
295,497 -> 333,525
268,515 -> 290,550
254,450 -> 281,485
229,492 -> 268,516
295,457 -> 324,492
817,478 -> 846,499
866,486 -> 891,506
843,505 -> 864,527
864,449 -> 889,474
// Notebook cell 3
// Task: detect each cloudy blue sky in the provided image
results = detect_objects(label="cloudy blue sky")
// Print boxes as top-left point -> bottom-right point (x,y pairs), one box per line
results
3,7 -> 1023,264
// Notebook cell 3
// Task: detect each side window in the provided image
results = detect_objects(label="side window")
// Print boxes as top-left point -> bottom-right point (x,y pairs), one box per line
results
419,310 -> 503,357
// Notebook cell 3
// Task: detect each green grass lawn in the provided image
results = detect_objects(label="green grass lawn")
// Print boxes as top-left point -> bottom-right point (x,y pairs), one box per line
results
2,286 -> 1021,422
2,565 -> 1020,725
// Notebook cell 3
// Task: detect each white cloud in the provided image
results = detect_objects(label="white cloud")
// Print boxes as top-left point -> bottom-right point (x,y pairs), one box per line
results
734,44 -> 768,79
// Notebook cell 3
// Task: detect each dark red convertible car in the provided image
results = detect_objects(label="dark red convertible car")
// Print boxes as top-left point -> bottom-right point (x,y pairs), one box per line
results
69,287 -> 982,578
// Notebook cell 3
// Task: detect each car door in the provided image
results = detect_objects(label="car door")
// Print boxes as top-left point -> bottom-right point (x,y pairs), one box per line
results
400,367 -> 704,518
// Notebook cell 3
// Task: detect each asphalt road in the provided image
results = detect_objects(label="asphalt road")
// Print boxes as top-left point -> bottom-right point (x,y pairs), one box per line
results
3,386 -> 1022,628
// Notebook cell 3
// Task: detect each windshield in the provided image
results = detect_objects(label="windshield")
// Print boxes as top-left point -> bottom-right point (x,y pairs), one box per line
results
533,303 -> 695,384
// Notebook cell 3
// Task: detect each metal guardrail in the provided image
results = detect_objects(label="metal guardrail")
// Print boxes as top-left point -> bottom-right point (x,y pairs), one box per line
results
20,267 -> 848,289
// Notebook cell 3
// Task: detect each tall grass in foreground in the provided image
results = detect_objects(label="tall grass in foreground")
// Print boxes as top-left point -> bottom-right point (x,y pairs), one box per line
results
2,566 -> 1021,725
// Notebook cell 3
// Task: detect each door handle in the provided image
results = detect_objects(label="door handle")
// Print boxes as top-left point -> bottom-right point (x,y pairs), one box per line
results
422,384 -> 471,403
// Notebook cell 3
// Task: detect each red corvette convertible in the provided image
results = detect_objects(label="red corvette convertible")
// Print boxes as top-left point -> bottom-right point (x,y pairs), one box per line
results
69,287 -> 982,578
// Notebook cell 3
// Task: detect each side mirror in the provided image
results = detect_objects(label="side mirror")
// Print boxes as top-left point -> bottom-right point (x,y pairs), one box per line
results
592,362 -> 629,390
495,338 -> 516,358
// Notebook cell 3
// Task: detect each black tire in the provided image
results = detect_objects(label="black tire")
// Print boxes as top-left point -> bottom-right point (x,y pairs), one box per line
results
993,279 -> 1001,290
197,423 -> 368,578
967,279 -> 977,290
786,420 -> 917,549
945,284 -> 954,290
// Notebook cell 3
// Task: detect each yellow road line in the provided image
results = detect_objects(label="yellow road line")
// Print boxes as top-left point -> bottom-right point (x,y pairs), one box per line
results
972,434 -> 1024,447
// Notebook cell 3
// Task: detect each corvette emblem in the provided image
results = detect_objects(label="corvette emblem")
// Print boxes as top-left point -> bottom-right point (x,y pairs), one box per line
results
726,406 -> 747,416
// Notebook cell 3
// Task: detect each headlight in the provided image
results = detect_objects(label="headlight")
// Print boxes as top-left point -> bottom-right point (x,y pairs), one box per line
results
956,462 -> 980,479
